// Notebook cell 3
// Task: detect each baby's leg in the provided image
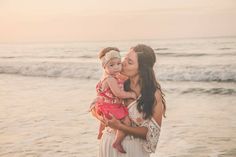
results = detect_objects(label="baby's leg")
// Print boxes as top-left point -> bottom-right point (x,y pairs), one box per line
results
97,122 -> 105,139
112,116 -> 131,153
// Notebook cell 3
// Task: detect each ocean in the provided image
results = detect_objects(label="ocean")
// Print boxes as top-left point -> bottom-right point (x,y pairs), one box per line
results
0,37 -> 236,157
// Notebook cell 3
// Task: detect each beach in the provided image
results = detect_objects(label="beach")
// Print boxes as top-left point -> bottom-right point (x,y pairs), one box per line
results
0,37 -> 236,156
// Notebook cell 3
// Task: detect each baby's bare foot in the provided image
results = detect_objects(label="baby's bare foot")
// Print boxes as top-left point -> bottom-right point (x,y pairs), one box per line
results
112,142 -> 126,153
97,132 -> 103,139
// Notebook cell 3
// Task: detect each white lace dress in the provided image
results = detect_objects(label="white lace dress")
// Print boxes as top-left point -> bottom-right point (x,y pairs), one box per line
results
98,99 -> 161,157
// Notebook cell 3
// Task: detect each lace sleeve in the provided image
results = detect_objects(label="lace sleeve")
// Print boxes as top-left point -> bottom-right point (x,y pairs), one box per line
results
141,118 -> 161,153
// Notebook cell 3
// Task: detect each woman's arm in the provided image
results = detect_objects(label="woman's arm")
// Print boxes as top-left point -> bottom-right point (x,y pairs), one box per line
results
119,122 -> 148,139
152,90 -> 164,127
91,106 -> 147,139
105,90 -> 164,139
105,114 -> 148,139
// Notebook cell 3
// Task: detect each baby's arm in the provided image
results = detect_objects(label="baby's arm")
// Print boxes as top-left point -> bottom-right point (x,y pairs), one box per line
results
106,77 -> 136,99
122,116 -> 131,126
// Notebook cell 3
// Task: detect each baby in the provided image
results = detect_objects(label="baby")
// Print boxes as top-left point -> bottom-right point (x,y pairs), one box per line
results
93,47 -> 136,153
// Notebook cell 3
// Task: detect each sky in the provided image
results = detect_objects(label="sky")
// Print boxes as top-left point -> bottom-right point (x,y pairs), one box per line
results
0,0 -> 236,42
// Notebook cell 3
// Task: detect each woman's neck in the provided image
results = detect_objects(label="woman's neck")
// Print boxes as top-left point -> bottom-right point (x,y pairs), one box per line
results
130,75 -> 140,96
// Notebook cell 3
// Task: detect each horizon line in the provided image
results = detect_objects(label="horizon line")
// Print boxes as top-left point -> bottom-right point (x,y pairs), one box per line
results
0,35 -> 236,44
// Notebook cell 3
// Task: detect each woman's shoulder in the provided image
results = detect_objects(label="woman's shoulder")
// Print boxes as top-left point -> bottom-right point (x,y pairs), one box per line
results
152,89 -> 165,126
154,89 -> 165,112
154,89 -> 163,104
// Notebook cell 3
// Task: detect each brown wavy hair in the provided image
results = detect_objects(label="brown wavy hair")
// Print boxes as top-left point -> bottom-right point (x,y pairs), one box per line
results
124,44 -> 166,119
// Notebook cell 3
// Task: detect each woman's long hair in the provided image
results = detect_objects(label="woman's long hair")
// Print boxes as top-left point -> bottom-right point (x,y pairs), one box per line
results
124,44 -> 166,119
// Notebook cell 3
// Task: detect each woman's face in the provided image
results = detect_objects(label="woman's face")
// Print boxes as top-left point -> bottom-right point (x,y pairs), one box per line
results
121,49 -> 139,77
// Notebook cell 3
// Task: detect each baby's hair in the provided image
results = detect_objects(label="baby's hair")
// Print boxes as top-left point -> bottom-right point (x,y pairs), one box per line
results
98,47 -> 120,59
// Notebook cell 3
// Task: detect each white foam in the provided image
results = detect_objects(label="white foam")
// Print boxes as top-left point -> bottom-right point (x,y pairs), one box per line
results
0,61 -> 235,82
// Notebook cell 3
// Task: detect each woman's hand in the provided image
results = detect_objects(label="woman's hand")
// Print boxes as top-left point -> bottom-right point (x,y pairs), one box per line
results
104,113 -> 148,139
104,114 -> 122,130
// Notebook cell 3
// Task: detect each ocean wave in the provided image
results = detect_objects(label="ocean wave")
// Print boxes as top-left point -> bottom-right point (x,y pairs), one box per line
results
157,65 -> 236,82
181,88 -> 236,95
0,61 -> 101,79
154,48 -> 169,51
0,55 -> 95,59
165,87 -> 236,95
155,52 -> 236,57
1,51 -> 235,59
156,52 -> 207,57
80,55 -> 94,58
0,62 -> 235,82
218,47 -> 232,50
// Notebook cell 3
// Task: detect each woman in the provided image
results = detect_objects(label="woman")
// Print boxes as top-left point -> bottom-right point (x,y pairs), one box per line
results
91,44 -> 166,157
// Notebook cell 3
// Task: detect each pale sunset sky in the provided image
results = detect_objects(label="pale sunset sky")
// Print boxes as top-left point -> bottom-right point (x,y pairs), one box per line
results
0,0 -> 236,42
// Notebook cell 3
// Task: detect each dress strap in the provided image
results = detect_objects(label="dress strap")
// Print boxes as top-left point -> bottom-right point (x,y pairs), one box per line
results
97,76 -> 116,99
127,95 -> 141,109
97,76 -> 110,91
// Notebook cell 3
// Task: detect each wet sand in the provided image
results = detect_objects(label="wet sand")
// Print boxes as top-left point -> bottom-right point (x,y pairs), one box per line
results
0,74 -> 236,157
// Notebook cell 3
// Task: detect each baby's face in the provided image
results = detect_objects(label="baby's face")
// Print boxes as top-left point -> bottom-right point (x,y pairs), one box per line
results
104,58 -> 122,75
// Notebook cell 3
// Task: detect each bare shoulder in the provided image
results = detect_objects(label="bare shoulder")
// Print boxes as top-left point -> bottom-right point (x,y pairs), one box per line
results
154,90 -> 164,107
106,75 -> 120,89
106,75 -> 116,80
101,77 -> 114,89
152,89 -> 164,126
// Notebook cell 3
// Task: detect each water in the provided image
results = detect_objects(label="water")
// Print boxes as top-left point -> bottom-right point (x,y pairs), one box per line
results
0,37 -> 236,157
